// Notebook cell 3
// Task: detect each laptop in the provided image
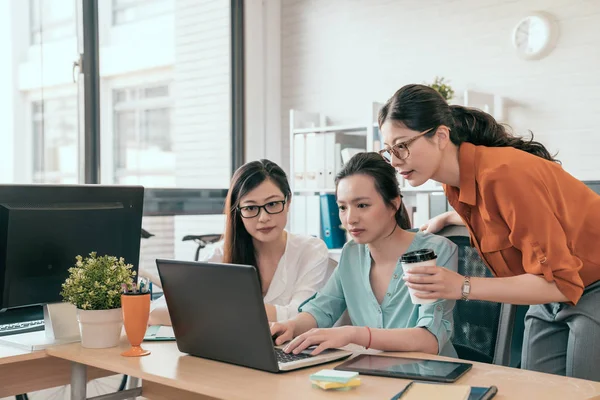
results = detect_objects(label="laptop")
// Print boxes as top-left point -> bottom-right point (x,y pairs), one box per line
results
155,259 -> 352,372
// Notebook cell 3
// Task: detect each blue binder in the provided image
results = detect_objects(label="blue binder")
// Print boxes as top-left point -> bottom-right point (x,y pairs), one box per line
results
319,193 -> 346,249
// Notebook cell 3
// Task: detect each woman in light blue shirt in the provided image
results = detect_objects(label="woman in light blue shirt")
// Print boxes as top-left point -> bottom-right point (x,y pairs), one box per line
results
270,152 -> 458,357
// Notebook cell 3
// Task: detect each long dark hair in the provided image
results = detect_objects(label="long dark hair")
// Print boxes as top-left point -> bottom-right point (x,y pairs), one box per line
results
222,159 -> 291,268
378,84 -> 559,163
335,152 -> 412,230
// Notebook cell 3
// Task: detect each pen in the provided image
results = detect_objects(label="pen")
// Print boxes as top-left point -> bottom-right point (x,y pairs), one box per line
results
149,281 -> 153,297
390,381 -> 413,400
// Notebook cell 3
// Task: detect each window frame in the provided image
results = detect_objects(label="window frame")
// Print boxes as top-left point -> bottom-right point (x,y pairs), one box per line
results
80,0 -> 244,215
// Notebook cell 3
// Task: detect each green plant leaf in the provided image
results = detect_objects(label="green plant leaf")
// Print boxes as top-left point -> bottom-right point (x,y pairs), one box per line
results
427,76 -> 455,101
60,252 -> 136,310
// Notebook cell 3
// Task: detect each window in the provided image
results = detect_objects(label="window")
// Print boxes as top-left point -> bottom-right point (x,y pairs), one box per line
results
2,0 -> 81,185
112,84 -> 174,186
112,0 -> 173,25
30,0 -> 76,45
99,0 -> 233,280
32,96 -> 79,183
100,0 -> 232,189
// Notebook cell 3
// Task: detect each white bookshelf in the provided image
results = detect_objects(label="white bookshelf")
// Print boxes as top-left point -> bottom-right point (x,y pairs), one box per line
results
288,104 -> 381,242
292,125 -> 369,135
289,102 -> 382,194
293,188 -> 336,195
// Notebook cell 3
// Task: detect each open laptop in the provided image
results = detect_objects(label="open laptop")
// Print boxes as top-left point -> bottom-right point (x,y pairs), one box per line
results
155,259 -> 352,372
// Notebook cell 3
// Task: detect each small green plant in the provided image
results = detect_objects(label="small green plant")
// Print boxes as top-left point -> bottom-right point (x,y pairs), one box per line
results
61,252 -> 136,310
428,76 -> 455,101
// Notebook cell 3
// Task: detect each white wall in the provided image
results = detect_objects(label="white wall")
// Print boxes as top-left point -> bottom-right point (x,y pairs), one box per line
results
280,0 -> 600,180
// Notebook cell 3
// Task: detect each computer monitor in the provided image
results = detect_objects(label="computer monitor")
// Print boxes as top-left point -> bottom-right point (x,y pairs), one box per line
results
584,180 -> 600,195
0,184 -> 144,349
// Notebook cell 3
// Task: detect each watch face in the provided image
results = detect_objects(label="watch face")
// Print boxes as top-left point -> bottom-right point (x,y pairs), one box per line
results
462,279 -> 471,295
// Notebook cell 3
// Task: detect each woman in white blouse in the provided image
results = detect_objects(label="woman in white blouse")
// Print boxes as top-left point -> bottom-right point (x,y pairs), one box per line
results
149,159 -> 331,325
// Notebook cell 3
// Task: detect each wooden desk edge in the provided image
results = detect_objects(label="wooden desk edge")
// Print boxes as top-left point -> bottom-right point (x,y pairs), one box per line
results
45,344 -> 600,400
143,381 -> 220,400
0,347 -> 49,365
0,354 -> 115,397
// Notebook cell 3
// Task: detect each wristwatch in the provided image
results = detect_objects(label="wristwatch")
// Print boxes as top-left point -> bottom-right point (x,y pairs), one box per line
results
461,276 -> 471,301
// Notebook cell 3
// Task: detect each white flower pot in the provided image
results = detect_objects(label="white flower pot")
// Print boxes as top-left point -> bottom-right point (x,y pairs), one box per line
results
77,308 -> 123,349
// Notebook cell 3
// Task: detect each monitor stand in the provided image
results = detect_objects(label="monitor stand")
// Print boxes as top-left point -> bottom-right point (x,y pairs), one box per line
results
0,302 -> 81,351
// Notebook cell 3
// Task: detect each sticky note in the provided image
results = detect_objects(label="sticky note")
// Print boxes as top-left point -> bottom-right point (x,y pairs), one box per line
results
309,369 -> 359,383
311,378 -> 361,390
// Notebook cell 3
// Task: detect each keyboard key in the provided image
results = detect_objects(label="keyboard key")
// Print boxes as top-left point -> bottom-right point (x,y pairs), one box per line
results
274,347 -> 312,363
0,320 -> 45,337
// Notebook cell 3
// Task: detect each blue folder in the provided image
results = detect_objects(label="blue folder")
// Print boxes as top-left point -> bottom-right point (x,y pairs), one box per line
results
319,193 -> 346,249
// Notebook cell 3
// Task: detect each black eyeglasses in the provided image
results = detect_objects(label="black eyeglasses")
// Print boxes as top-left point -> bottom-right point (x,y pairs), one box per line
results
378,127 -> 434,163
238,199 -> 287,218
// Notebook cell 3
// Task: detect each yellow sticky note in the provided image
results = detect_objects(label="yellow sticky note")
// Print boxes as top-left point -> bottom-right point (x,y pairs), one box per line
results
311,378 -> 361,390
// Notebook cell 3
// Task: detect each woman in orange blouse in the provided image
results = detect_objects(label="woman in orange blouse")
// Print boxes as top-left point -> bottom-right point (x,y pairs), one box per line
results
377,84 -> 600,381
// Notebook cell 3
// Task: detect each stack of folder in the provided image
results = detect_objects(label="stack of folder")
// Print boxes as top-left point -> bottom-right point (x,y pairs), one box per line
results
309,369 -> 361,391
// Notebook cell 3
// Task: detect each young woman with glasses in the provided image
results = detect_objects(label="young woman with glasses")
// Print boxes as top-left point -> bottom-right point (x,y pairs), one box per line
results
149,159 -> 331,325
377,84 -> 600,381
270,153 -> 459,357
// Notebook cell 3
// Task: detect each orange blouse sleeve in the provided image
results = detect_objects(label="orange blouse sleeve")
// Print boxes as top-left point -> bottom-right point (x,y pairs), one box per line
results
482,166 -> 585,304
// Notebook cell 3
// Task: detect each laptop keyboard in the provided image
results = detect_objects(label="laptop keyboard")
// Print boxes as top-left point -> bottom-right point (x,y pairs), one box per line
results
274,347 -> 313,364
0,319 -> 45,337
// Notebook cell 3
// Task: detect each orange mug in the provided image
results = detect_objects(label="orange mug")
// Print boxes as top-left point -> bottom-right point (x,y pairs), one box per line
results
121,293 -> 151,357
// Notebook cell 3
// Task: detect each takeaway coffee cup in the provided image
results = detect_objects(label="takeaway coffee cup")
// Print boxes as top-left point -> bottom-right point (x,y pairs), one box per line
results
401,249 -> 438,305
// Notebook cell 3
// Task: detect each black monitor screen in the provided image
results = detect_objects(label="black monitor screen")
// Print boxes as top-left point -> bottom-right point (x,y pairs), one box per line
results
0,185 -> 144,311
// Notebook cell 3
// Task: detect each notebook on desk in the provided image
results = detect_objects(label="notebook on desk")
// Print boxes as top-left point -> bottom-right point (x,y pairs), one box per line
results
155,259 -> 352,372
391,382 -> 498,400
144,325 -> 175,341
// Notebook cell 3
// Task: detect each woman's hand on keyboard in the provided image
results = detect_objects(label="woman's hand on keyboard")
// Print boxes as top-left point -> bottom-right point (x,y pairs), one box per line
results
284,326 -> 356,356
270,320 -> 295,346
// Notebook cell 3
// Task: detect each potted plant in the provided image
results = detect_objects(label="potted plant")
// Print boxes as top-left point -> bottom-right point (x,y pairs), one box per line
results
427,76 -> 455,101
61,252 -> 136,348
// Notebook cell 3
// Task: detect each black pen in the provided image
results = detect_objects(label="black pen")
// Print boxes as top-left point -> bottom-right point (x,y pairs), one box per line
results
390,381 -> 414,400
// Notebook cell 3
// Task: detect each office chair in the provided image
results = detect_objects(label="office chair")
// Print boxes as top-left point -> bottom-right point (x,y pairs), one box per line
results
182,234 -> 222,261
140,228 -> 155,239
437,225 -> 516,366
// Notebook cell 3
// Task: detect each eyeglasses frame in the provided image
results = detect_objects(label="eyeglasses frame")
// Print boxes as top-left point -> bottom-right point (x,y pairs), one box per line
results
378,127 -> 435,162
237,198 -> 288,218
